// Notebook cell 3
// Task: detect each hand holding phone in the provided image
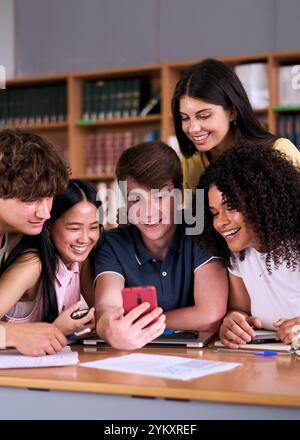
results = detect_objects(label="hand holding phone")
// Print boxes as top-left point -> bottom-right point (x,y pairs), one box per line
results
97,286 -> 165,350
54,303 -> 94,336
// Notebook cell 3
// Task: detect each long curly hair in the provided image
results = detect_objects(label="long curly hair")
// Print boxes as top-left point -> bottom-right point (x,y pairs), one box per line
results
198,144 -> 300,273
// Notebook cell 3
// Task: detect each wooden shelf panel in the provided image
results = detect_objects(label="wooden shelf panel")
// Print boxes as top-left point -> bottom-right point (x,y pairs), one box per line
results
6,74 -> 68,87
271,50 -> 300,63
253,107 -> 269,114
74,114 -> 161,127
73,173 -> 115,181
166,52 -> 269,71
0,122 -> 68,130
221,53 -> 269,65
72,64 -> 162,81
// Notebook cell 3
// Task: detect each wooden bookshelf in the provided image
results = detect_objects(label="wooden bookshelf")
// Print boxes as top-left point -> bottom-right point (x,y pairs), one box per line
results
1,49 -> 299,182
68,64 -> 162,178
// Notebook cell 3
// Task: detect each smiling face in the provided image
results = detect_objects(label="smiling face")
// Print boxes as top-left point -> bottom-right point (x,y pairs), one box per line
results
179,96 -> 235,159
126,177 -> 177,247
0,197 -> 53,235
48,200 -> 100,267
208,184 -> 260,253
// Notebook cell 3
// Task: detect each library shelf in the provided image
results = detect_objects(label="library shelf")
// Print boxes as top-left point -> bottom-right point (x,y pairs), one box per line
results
1,49 -> 299,181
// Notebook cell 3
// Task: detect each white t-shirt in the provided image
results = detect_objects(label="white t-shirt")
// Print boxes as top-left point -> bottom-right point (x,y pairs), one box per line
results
228,247 -> 300,330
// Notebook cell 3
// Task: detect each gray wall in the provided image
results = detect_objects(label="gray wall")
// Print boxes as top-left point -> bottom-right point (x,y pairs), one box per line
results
14,0 -> 300,77
0,0 -> 15,79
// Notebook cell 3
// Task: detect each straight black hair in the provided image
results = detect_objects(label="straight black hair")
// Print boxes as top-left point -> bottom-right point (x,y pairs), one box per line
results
172,58 -> 277,158
1,180 -> 101,322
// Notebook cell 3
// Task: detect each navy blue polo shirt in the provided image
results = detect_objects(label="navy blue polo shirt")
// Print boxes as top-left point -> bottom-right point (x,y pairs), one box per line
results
94,223 -> 215,311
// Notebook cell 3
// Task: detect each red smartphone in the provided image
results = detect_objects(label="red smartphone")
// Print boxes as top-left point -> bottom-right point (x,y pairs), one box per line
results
121,286 -> 158,320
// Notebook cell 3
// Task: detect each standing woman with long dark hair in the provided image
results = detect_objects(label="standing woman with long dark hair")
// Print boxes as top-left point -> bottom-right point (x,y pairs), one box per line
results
172,58 -> 300,191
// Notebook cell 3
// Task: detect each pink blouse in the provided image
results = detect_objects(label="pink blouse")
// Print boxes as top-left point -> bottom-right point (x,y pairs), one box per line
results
4,258 -> 81,322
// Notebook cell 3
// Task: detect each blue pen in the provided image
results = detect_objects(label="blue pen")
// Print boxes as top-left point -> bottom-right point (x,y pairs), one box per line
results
215,348 -> 289,356
254,351 -> 278,357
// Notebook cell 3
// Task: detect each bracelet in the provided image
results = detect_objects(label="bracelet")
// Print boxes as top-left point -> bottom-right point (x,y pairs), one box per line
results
0,325 -> 6,349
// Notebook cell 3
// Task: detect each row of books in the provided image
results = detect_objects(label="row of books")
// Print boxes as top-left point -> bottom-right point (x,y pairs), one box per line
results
82,78 -> 160,121
277,113 -> 300,149
85,129 -> 160,175
0,84 -> 67,126
278,65 -> 300,106
234,63 -> 269,108
234,62 -> 300,108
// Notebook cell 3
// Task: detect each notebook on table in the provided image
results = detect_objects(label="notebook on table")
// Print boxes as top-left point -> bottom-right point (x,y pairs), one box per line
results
83,330 -> 215,348
214,330 -> 292,352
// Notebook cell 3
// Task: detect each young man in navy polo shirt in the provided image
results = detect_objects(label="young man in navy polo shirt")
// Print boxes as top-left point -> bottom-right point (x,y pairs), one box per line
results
94,141 -> 228,350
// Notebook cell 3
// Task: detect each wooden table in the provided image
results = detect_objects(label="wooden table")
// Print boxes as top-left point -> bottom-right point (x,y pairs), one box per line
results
0,345 -> 299,419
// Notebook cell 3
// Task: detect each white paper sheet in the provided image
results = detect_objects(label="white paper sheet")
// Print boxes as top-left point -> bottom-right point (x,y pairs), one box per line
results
0,346 -> 78,369
80,353 -> 241,381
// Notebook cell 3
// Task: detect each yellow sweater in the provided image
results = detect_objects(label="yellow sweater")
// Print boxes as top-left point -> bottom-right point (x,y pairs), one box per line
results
181,138 -> 300,192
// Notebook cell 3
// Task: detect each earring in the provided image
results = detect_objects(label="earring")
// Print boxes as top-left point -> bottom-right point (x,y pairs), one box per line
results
233,117 -> 237,127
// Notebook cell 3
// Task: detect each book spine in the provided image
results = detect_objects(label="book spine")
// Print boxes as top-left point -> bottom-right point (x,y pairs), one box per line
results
140,90 -> 160,116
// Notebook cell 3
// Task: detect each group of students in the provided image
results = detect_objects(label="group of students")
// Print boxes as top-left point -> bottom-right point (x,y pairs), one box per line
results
0,58 -> 299,356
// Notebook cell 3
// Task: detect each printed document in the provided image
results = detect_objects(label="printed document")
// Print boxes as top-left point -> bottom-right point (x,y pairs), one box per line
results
80,353 -> 240,381
0,346 -> 78,369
